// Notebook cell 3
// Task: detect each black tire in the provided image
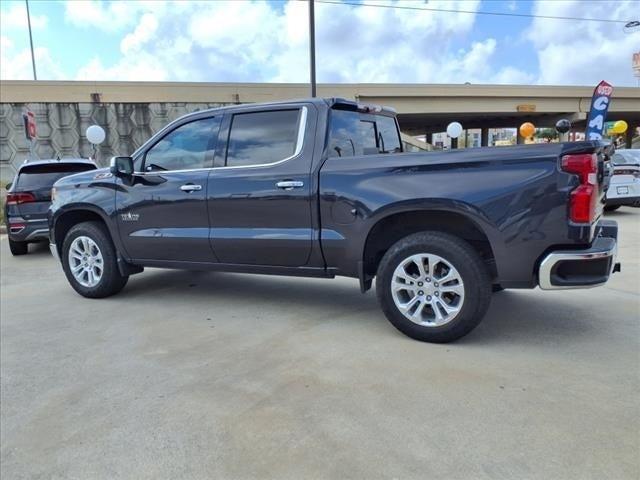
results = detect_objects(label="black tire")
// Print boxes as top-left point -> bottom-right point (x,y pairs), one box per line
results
376,231 -> 492,343
604,205 -> 620,212
492,284 -> 504,293
8,238 -> 28,256
61,221 -> 128,298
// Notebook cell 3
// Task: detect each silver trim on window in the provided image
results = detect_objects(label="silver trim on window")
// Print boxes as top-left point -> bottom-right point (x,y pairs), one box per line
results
215,106 -> 308,171
132,106 -> 308,176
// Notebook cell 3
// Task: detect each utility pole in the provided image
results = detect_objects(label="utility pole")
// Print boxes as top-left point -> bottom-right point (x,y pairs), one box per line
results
25,0 -> 37,80
309,0 -> 316,97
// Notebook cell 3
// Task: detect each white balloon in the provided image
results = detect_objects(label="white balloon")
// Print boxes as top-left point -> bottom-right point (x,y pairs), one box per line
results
86,125 -> 106,145
446,122 -> 463,139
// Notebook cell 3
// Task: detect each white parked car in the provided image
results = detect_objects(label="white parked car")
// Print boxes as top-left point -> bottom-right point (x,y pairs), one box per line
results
605,149 -> 640,211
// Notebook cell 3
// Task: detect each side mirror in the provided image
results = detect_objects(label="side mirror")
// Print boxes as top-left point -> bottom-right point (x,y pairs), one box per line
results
5,182 -> 12,190
110,156 -> 134,177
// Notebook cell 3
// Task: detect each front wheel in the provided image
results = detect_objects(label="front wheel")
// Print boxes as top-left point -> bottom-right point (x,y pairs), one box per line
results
376,232 -> 492,343
61,221 -> 128,298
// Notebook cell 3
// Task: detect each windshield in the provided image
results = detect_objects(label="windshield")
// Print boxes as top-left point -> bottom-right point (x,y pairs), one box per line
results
612,150 -> 640,165
16,164 -> 96,190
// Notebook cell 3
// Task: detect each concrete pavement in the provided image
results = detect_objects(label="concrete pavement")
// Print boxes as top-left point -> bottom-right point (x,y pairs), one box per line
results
1,209 -> 639,480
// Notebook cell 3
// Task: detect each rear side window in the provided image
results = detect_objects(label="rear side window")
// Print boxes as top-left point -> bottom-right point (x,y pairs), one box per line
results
328,109 -> 400,158
16,163 -> 96,190
376,115 -> 401,153
225,109 -> 301,167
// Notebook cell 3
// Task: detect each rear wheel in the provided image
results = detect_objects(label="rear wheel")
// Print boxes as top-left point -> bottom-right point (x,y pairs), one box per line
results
8,238 -> 28,256
604,205 -> 620,212
61,221 -> 128,298
376,231 -> 492,343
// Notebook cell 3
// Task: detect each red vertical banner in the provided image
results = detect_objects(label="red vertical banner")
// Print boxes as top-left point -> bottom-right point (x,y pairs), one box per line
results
22,109 -> 37,160
23,110 -> 36,140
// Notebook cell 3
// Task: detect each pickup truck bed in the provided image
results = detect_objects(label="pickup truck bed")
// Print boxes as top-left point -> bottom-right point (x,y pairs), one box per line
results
320,142 -> 610,288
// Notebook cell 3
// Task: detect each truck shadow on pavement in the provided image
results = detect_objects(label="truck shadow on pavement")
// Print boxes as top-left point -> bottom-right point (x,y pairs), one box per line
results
120,268 -> 380,314
465,291 -> 598,345
116,268 -> 599,346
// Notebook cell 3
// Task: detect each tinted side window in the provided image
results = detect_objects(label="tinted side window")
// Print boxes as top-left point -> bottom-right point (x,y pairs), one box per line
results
329,110 -> 402,158
145,116 -> 221,171
16,164 -> 96,190
328,110 -> 373,158
376,115 -> 401,153
226,109 -> 301,167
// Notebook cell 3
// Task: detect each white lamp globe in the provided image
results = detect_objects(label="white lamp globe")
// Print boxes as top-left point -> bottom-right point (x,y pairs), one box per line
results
86,125 -> 106,145
446,122 -> 463,139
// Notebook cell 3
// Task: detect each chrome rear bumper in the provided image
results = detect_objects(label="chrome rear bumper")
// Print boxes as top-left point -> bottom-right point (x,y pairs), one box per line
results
539,220 -> 619,290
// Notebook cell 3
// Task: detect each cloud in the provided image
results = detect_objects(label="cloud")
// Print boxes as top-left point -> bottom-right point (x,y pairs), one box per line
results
526,0 -> 640,86
63,0 -> 164,32
75,55 -> 168,82
0,36 -> 64,80
0,2 -> 48,31
68,0 -> 533,85
20,0 -> 635,86
120,13 -> 159,54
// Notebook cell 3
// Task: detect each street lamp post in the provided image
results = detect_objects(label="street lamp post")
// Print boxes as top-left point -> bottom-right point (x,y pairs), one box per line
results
309,0 -> 316,97
25,0 -> 37,80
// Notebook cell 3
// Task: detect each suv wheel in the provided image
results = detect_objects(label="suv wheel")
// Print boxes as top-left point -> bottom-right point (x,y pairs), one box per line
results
376,231 -> 491,343
61,221 -> 128,298
8,238 -> 29,256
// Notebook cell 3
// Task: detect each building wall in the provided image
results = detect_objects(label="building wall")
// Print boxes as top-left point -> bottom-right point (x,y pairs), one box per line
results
0,102 -> 231,180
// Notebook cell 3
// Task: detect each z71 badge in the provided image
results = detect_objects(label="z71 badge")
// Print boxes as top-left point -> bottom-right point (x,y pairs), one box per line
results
121,212 -> 140,222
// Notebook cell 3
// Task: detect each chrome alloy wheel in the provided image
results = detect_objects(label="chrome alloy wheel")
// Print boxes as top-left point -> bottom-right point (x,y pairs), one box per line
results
391,253 -> 465,326
68,236 -> 104,288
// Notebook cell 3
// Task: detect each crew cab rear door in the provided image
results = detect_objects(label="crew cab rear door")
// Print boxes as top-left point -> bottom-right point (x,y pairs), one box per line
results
115,115 -> 221,263
207,104 -> 316,266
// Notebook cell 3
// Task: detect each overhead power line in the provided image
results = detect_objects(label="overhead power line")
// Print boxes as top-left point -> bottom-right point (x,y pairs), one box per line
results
314,0 -> 633,25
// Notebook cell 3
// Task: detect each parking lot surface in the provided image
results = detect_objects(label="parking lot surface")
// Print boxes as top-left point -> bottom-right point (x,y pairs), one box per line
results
1,209 -> 639,480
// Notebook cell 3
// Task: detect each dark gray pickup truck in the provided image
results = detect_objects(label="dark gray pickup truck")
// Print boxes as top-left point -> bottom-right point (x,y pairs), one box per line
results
49,98 -> 620,342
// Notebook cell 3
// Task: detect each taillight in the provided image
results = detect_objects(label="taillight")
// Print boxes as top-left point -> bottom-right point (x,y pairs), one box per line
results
6,192 -> 36,205
561,153 -> 598,223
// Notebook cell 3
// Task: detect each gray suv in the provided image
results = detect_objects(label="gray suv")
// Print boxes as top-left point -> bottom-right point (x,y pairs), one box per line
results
4,159 -> 97,255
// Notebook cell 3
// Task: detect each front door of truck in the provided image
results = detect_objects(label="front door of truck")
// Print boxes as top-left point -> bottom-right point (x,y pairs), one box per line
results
207,104 -> 316,266
116,115 -> 222,263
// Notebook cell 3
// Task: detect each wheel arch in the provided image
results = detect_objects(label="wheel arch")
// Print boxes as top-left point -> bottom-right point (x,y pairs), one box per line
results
52,206 -> 120,258
362,207 -> 498,286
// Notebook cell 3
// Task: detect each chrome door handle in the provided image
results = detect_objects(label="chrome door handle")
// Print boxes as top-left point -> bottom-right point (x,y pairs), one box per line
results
276,180 -> 304,190
180,184 -> 202,192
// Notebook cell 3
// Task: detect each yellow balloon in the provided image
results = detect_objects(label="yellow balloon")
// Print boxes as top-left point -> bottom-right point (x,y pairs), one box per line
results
519,122 -> 536,138
612,120 -> 628,134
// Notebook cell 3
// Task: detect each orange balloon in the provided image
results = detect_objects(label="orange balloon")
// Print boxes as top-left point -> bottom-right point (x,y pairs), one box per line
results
519,122 -> 536,138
